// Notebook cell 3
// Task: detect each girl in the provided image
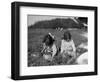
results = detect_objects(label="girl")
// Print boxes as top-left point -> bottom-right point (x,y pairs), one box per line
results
60,31 -> 76,58
41,33 -> 57,61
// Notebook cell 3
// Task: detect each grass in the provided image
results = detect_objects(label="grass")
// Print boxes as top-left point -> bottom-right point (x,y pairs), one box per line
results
28,28 -> 87,67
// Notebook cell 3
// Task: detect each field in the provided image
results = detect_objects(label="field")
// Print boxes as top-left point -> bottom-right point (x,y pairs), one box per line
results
28,28 -> 87,67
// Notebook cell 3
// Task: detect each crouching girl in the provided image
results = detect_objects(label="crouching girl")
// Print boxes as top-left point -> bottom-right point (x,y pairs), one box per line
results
41,33 -> 57,61
60,31 -> 76,58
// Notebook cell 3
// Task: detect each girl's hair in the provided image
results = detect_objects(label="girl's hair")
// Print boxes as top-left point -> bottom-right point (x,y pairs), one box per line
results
63,31 -> 72,41
43,34 -> 55,46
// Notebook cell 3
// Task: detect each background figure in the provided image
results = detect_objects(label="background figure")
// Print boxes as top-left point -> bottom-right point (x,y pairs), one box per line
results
60,31 -> 76,58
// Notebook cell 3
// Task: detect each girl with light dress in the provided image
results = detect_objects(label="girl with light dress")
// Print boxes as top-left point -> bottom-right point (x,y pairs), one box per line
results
60,31 -> 76,58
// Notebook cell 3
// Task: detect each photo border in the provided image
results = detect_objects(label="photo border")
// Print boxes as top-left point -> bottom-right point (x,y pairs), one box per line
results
11,1 -> 98,80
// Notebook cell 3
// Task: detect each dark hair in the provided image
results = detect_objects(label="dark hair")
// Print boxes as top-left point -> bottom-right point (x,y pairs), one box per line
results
63,31 -> 72,41
43,34 -> 55,46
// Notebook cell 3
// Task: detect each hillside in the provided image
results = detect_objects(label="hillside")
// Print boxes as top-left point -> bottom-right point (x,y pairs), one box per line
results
28,18 -> 85,29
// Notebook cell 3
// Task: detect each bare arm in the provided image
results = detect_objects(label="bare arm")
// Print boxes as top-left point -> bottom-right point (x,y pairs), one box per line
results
41,43 -> 46,53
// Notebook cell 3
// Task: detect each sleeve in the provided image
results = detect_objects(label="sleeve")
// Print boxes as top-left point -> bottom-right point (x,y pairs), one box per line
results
71,40 -> 76,52
52,44 -> 57,57
60,40 -> 65,53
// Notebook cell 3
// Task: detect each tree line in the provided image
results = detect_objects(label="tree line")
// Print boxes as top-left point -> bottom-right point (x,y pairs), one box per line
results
28,17 -> 87,30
